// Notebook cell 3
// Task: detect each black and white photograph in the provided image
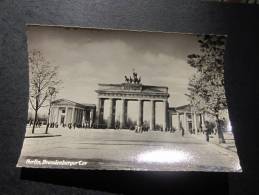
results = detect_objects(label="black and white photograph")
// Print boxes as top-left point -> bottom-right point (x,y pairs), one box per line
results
17,25 -> 241,172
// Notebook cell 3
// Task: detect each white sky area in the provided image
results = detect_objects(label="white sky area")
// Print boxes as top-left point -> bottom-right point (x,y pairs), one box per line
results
27,26 -> 200,125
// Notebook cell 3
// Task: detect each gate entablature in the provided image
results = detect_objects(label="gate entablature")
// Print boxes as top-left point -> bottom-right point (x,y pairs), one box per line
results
95,83 -> 169,101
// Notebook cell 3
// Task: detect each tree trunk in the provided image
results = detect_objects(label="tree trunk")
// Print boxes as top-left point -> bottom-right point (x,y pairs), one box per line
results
32,109 -> 38,134
45,103 -> 51,134
216,114 -> 226,144
45,123 -> 49,134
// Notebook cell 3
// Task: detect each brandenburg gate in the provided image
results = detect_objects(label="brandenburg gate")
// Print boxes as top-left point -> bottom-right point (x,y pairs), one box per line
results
95,72 -> 170,130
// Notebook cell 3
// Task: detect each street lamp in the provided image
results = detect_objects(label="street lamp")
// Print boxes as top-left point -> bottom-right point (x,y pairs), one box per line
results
45,87 -> 56,134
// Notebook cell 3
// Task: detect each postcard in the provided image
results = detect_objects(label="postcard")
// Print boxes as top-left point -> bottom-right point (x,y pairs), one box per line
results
17,25 -> 241,172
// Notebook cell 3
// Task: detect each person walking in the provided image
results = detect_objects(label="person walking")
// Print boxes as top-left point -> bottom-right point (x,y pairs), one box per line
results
204,121 -> 210,142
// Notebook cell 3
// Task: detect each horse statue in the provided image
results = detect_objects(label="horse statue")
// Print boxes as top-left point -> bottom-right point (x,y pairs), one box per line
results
129,76 -> 133,83
137,76 -> 141,84
133,71 -> 138,83
124,75 -> 129,83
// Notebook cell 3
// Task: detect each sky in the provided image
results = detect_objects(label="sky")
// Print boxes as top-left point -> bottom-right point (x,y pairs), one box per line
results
27,25 -> 200,124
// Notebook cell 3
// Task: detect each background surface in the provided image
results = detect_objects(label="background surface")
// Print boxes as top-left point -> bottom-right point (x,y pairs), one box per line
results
0,0 -> 258,194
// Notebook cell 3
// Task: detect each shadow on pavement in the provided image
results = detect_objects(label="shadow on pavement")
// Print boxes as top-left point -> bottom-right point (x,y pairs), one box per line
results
25,135 -> 62,138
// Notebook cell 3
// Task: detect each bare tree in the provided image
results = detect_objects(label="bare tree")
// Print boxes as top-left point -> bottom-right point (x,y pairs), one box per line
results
29,50 -> 61,134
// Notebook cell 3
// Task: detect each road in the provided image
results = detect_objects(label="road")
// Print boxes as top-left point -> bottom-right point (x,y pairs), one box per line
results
18,127 -> 241,172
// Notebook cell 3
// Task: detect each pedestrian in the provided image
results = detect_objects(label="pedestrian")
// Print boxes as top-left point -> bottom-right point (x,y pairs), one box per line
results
204,121 -> 210,142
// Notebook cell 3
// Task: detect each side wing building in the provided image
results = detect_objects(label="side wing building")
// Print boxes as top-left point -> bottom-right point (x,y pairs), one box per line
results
49,99 -> 96,128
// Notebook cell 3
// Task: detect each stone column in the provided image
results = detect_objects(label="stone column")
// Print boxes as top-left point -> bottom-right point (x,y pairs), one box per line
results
82,110 -> 85,127
76,109 -> 79,125
183,112 -> 187,132
56,108 -> 60,125
78,110 -> 80,125
168,112 -> 172,130
74,109 -> 78,125
79,110 -> 81,124
80,110 -> 83,126
150,100 -> 155,131
95,100 -> 100,126
51,107 -> 57,123
177,112 -> 180,130
120,99 -> 127,129
137,100 -> 143,127
79,110 -> 82,124
64,106 -> 68,125
81,110 -> 84,125
90,109 -> 94,127
107,98 -> 116,129
163,100 -> 168,131
193,112 -> 198,134
124,100 -> 128,127
96,98 -> 104,128
71,107 -> 75,124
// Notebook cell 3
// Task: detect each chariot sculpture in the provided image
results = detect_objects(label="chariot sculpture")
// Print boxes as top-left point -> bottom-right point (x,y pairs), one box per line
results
124,70 -> 141,84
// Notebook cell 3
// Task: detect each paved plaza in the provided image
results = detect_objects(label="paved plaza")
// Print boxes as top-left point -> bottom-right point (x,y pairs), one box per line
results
18,126 -> 241,172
